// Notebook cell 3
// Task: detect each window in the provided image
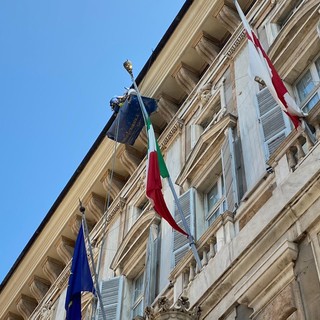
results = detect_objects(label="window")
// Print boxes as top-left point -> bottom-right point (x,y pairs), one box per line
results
295,56 -> 320,112
132,272 -> 144,318
205,174 -> 226,226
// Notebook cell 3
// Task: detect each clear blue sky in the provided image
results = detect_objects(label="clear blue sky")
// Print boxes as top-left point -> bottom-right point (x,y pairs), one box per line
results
0,0 -> 184,283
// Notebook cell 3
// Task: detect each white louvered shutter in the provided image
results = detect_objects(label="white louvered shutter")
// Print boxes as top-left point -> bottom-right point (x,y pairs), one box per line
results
257,87 -> 288,158
98,276 -> 123,320
143,224 -> 159,307
221,130 -> 237,212
172,189 -> 195,267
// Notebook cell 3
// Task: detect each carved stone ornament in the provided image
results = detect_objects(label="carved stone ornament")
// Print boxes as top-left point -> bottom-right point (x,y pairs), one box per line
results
142,296 -> 201,320
197,82 -> 213,106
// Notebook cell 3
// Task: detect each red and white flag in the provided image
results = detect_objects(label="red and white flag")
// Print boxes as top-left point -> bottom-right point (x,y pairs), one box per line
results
234,0 -> 306,129
146,117 -> 188,236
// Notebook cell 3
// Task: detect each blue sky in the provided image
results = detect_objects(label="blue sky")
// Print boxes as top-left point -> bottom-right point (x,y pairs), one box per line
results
0,0 -> 184,283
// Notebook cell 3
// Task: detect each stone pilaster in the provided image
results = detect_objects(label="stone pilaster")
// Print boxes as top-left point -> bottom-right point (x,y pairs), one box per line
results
42,257 -> 64,284
193,32 -> 220,64
101,170 -> 126,202
172,63 -> 200,95
16,295 -> 37,320
56,236 -> 75,264
215,4 -> 240,34
28,275 -> 51,303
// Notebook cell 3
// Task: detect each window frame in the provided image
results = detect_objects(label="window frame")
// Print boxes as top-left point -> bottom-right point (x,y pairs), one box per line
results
294,56 -> 320,113
131,271 -> 145,318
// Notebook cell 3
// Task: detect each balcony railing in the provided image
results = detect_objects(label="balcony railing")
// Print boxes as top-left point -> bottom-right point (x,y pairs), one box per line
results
169,211 -> 234,299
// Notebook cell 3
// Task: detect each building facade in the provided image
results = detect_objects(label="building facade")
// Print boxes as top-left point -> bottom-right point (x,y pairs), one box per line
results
1,0 -> 320,319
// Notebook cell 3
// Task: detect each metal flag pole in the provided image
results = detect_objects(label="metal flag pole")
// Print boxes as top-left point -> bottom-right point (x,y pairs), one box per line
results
78,201 -> 107,320
123,60 -> 202,270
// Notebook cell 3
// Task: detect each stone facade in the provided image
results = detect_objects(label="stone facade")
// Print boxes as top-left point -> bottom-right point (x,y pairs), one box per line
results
1,0 -> 320,319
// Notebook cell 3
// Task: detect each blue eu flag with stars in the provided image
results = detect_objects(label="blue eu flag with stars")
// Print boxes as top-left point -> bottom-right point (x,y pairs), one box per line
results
65,224 -> 95,319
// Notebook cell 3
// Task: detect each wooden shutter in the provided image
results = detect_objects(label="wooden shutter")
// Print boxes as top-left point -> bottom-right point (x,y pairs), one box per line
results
98,276 -> 123,320
143,224 -> 159,307
257,87 -> 287,157
172,189 -> 195,267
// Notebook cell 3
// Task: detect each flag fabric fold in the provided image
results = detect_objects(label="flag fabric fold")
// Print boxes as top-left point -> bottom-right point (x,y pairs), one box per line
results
106,94 -> 158,145
65,224 -> 95,320
146,117 -> 188,236
234,0 -> 306,129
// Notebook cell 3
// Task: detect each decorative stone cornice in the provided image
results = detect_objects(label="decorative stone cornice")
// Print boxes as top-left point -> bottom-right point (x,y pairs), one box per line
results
215,3 -> 240,34
85,192 -> 105,222
172,63 -> 200,95
56,236 -> 75,264
106,197 -> 126,223
69,214 -> 94,236
42,257 -> 64,284
143,296 -> 201,320
16,294 -> 37,320
159,118 -> 184,151
136,130 -> 148,150
118,145 -> 143,176
4,312 -> 23,320
28,275 -> 51,303
101,170 -> 126,202
225,29 -> 246,58
157,94 -> 179,121
193,32 -> 220,64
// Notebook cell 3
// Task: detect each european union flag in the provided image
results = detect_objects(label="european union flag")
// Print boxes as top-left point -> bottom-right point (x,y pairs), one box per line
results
106,95 -> 158,145
65,224 -> 95,319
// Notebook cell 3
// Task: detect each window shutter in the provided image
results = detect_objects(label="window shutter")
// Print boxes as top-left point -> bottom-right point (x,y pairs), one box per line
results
221,131 -> 236,212
257,87 -> 287,157
98,276 -> 123,320
172,189 -> 195,267
234,136 -> 247,202
143,224 -> 159,307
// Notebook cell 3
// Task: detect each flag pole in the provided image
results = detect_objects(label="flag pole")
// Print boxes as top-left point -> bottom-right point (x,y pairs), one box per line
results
123,60 -> 202,270
78,201 -> 107,320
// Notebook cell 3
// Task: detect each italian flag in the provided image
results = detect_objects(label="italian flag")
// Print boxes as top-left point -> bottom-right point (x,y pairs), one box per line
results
146,117 -> 188,236
234,0 -> 306,129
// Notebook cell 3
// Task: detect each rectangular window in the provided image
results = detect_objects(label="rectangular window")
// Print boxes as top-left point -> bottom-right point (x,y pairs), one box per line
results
205,174 -> 225,226
295,56 -> 320,112
132,272 -> 144,318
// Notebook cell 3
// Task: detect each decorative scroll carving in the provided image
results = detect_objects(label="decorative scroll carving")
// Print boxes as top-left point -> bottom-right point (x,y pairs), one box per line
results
56,236 -> 75,264
42,257 -> 64,284
193,32 -> 220,64
143,296 -> 201,320
157,94 -> 179,121
159,118 -> 184,150
86,192 -> 105,222
16,294 -> 37,320
216,4 -> 240,34
172,63 -> 200,95
226,30 -> 246,58
101,170 -> 126,202
119,145 -> 143,176
28,275 -> 51,303
39,302 -> 54,320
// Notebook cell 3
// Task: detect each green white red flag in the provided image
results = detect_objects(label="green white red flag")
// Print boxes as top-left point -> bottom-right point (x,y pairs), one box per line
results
234,0 -> 306,129
146,117 -> 188,236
